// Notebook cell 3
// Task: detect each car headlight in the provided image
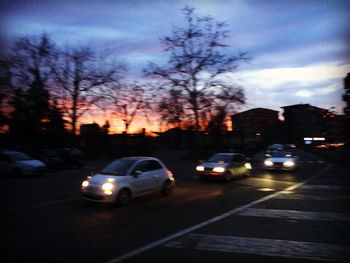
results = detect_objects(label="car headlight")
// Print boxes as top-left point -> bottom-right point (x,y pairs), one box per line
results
102,182 -> 114,191
244,163 -> 252,170
264,160 -> 273,166
213,167 -> 225,173
81,180 -> 89,188
101,182 -> 114,195
283,161 -> 295,167
196,165 -> 204,171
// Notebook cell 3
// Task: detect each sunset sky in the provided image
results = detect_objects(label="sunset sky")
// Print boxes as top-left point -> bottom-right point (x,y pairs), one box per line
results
1,0 -> 350,133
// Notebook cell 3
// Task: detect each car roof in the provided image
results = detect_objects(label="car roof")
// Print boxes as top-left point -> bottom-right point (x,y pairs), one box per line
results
119,156 -> 160,161
214,152 -> 243,156
0,150 -> 22,154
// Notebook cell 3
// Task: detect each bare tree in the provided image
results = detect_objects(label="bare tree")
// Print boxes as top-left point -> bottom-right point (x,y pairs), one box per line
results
145,6 -> 248,132
105,83 -> 150,134
157,88 -> 186,129
53,46 -> 123,134
3,33 -> 58,135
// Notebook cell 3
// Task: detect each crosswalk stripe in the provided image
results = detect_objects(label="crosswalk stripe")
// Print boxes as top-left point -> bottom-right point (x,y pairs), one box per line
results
300,185 -> 350,190
276,194 -> 350,201
237,208 -> 350,221
165,234 -> 350,263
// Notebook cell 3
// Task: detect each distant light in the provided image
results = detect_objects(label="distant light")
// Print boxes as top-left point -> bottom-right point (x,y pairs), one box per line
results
256,133 -> 261,136
304,137 -> 313,141
313,137 -> 325,141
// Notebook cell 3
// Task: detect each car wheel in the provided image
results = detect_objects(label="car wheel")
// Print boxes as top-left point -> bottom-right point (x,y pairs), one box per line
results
225,172 -> 233,182
161,180 -> 173,196
116,189 -> 132,206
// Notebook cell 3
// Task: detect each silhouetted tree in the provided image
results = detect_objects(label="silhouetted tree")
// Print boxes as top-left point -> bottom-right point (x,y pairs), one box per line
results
4,33 -> 58,135
145,6 -> 248,132
158,88 -> 186,129
107,83 -> 150,134
53,46 -> 122,135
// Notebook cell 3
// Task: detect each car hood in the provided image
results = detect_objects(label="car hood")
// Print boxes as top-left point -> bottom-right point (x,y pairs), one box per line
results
266,157 -> 295,163
18,160 -> 46,168
201,162 -> 229,168
89,173 -> 129,185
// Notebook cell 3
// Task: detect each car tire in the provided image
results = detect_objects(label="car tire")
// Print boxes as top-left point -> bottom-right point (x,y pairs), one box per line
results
161,180 -> 173,196
225,171 -> 233,182
116,189 -> 132,206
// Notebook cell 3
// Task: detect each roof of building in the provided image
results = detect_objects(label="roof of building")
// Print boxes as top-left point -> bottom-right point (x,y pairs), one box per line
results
232,107 -> 279,117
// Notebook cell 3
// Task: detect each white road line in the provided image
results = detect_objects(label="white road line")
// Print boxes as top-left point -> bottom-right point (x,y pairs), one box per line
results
276,194 -> 350,201
300,185 -> 350,190
165,234 -> 350,263
104,164 -> 332,263
238,208 -> 350,221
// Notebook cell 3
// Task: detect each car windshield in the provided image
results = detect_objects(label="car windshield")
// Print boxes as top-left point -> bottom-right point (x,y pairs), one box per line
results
101,159 -> 136,175
207,154 -> 233,163
270,152 -> 292,158
7,152 -> 32,161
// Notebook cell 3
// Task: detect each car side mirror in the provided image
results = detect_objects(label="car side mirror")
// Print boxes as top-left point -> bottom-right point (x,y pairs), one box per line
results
133,170 -> 142,178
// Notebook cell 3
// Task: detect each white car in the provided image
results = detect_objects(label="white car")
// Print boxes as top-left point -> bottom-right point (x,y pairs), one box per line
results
81,157 -> 175,205
0,150 -> 47,176
264,151 -> 298,171
196,153 -> 252,181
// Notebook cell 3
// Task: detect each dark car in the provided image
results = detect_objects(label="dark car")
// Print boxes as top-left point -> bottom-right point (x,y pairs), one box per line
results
56,148 -> 86,168
196,152 -> 252,181
0,150 -> 47,176
29,149 -> 64,171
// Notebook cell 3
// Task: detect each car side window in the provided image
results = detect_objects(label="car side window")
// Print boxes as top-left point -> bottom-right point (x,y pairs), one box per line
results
148,160 -> 162,171
132,160 -> 163,174
132,161 -> 153,174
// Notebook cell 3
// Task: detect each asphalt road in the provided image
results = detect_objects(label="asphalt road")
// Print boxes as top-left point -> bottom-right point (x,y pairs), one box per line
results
2,149 -> 350,263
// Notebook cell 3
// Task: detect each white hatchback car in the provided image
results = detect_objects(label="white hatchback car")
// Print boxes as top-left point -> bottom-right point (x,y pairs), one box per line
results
81,157 -> 175,205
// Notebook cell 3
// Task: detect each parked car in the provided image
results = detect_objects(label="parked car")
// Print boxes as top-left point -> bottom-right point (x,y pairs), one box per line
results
29,149 -> 64,171
56,148 -> 85,168
0,150 -> 47,176
196,153 -> 252,181
264,151 -> 298,171
81,157 -> 175,205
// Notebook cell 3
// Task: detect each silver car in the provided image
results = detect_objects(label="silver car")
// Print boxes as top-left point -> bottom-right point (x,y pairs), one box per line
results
264,151 -> 298,171
196,153 -> 252,181
81,157 -> 175,205
0,150 -> 47,176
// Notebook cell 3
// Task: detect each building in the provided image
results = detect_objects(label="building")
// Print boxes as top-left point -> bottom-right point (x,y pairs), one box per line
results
231,108 -> 280,143
281,103 -> 346,144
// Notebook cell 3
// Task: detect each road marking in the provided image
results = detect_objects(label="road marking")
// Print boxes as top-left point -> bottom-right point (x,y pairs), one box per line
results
165,234 -> 350,263
237,208 -> 350,221
276,194 -> 350,201
104,164 -> 332,263
300,185 -> 350,190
